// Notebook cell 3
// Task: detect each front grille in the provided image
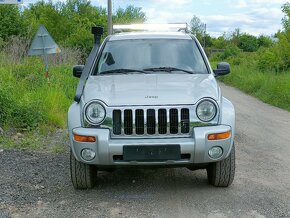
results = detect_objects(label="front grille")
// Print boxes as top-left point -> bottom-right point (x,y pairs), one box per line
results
112,108 -> 190,136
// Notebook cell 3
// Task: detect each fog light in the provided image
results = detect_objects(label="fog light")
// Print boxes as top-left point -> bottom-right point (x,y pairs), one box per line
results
81,149 -> 96,161
208,146 -> 223,159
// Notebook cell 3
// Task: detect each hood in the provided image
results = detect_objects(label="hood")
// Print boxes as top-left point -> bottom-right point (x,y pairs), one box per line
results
82,74 -> 219,106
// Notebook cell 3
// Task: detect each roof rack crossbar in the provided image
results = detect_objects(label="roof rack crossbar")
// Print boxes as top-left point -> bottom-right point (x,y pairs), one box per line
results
113,23 -> 188,33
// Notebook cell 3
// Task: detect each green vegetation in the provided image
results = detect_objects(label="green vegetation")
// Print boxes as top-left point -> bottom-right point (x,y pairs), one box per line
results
0,132 -> 41,149
282,2 -> 290,32
0,54 -> 77,130
51,144 -> 66,153
215,52 -> 290,111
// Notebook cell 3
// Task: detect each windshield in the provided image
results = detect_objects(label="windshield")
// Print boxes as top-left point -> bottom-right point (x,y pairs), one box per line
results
94,39 -> 208,75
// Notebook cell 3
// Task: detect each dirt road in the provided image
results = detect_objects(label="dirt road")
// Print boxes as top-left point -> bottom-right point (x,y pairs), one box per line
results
1,84 -> 290,218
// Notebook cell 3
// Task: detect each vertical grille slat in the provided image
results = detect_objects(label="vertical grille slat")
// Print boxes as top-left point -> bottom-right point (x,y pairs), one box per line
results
147,109 -> 156,135
112,110 -> 121,135
135,109 -> 144,135
124,110 -> 133,135
158,109 -> 167,134
181,108 -> 190,133
170,109 -> 178,134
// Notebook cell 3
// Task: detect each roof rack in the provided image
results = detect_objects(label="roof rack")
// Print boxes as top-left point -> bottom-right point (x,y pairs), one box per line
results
113,23 -> 188,33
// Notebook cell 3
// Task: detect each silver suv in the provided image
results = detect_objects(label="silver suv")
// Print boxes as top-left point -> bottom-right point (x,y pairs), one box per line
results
68,26 -> 235,189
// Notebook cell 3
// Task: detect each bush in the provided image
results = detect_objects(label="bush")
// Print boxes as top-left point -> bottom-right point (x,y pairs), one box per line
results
209,45 -> 242,62
257,48 -> 279,72
257,32 -> 290,72
220,45 -> 241,60
238,34 -> 259,52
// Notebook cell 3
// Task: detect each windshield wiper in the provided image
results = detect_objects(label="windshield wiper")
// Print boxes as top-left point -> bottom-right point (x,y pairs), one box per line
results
99,68 -> 149,75
143,67 -> 195,74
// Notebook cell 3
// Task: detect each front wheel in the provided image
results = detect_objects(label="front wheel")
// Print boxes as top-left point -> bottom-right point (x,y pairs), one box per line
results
207,144 -> 235,187
70,150 -> 97,189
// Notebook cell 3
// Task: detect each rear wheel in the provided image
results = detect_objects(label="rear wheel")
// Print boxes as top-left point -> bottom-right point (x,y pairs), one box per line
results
70,150 -> 97,189
207,144 -> 235,187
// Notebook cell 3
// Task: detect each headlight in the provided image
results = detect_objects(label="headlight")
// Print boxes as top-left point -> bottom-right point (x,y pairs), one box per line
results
85,101 -> 106,125
196,100 -> 217,122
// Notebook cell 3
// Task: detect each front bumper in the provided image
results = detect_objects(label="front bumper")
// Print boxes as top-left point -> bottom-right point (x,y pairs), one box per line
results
69,125 -> 233,166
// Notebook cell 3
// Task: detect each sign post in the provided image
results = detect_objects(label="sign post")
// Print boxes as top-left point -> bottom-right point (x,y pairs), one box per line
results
28,24 -> 61,78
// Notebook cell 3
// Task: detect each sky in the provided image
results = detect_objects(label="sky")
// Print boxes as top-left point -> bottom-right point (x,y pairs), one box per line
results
92,0 -> 288,37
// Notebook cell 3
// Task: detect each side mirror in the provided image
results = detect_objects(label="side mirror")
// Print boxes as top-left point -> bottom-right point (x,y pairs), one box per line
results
213,62 -> 230,77
73,65 -> 85,78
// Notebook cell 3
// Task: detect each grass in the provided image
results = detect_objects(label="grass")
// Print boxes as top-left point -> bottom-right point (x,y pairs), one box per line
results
0,51 -> 78,150
50,145 -> 66,153
217,56 -> 290,112
0,133 -> 41,150
0,52 -> 78,130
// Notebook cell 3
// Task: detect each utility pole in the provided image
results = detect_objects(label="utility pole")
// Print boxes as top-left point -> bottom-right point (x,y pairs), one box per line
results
108,0 -> 113,35
204,23 -> 207,48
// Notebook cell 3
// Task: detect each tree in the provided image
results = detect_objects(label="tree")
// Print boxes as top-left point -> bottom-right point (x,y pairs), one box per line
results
59,0 -> 107,51
1,1 -> 146,53
231,28 -> 241,46
211,36 -> 227,49
189,15 -> 205,41
23,1 -> 65,41
23,0 -> 107,52
0,5 -> 26,40
113,5 -> 146,24
257,35 -> 273,48
282,3 -> 290,32
238,33 -> 259,52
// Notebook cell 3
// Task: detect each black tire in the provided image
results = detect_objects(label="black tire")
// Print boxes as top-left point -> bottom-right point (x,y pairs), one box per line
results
207,144 -> 235,187
70,150 -> 97,189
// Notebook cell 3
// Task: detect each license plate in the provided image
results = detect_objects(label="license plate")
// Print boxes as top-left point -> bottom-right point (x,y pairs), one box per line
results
123,145 -> 181,161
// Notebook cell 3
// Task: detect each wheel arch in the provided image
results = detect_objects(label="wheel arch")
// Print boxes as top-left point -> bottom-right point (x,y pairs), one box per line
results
220,96 -> 235,156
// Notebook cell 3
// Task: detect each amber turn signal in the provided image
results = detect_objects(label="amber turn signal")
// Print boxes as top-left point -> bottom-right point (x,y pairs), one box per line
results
74,134 -> 96,142
208,131 -> 231,140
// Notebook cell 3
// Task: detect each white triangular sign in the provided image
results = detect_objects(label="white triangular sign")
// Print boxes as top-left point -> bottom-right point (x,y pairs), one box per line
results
28,24 -> 61,56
